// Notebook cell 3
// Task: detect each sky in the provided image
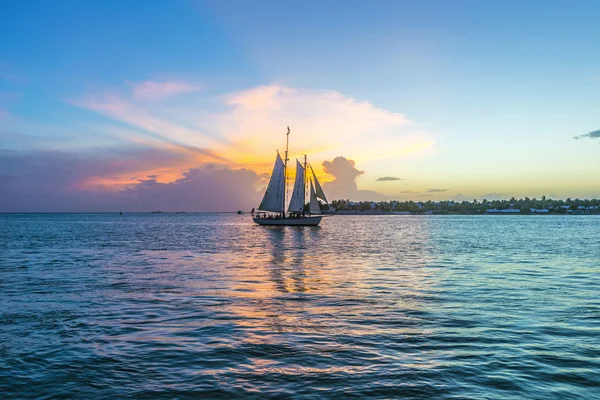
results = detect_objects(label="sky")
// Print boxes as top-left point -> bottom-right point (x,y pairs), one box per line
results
1,0 -> 599,211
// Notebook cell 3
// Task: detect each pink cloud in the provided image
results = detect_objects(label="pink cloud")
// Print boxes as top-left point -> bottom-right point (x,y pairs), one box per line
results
131,81 -> 202,100
0,147 -> 262,212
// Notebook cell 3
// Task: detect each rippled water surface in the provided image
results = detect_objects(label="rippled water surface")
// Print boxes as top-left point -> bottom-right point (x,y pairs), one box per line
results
1,213 -> 599,399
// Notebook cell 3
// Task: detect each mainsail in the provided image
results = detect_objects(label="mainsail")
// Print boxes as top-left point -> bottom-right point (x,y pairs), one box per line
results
288,160 -> 305,213
309,181 -> 321,213
258,153 -> 285,213
309,164 -> 328,203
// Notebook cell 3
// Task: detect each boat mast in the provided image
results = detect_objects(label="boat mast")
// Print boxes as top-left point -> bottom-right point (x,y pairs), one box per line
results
304,154 -> 307,214
283,126 -> 290,217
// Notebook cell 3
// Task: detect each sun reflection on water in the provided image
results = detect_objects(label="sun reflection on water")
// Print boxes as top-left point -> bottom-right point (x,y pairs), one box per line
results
2,214 -> 599,398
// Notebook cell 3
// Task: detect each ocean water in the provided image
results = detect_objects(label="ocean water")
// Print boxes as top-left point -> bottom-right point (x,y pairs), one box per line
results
0,213 -> 599,399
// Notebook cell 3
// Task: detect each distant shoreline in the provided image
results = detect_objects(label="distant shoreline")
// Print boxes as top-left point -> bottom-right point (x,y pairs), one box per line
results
329,198 -> 600,215
1,211 -> 598,215
328,210 -> 597,216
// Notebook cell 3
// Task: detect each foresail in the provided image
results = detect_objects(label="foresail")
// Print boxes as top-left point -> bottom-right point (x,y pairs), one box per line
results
310,164 -> 328,203
288,160 -> 305,213
309,181 -> 321,213
258,153 -> 285,213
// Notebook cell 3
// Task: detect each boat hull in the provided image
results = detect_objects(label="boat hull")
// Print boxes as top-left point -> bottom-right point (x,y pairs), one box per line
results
253,216 -> 322,226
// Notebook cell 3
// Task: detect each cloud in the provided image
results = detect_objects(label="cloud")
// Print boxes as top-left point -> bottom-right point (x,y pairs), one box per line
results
201,84 -> 435,167
401,190 -> 419,194
376,176 -> 403,181
425,188 -> 449,193
74,93 -> 231,152
419,194 -> 434,197
131,81 -> 202,101
574,129 -> 600,140
72,83 -> 435,177
121,165 -> 262,212
452,193 -> 469,202
2,81 -> 435,209
0,147 -> 262,212
322,156 -> 387,201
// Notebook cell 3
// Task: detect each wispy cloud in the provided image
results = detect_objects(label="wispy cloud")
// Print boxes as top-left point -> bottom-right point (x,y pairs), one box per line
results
425,188 -> 449,193
401,190 -> 419,194
574,129 -> 600,140
419,194 -> 434,197
376,176 -> 403,181
131,81 -> 202,101
73,93 -> 231,154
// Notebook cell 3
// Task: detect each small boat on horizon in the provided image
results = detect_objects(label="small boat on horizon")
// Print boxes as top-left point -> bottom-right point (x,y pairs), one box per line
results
253,127 -> 328,226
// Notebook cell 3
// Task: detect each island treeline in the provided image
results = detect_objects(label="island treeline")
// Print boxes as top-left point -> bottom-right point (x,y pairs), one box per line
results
329,196 -> 600,214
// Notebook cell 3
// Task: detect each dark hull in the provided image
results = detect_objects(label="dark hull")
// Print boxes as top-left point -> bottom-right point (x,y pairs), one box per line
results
253,215 -> 322,226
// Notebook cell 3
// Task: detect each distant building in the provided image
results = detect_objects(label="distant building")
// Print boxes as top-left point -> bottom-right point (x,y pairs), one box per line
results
530,208 -> 549,213
486,209 -> 520,213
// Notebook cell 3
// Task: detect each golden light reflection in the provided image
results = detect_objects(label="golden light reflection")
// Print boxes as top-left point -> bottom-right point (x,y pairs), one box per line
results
96,216 -> 444,375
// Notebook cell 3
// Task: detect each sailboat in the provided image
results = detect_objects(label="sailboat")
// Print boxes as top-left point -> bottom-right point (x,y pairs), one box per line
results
253,127 -> 328,226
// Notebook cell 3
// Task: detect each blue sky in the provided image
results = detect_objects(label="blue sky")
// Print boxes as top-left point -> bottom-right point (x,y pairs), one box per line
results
1,0 -> 600,211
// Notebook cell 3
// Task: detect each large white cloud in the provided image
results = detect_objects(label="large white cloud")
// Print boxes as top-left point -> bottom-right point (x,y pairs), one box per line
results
205,85 -> 434,167
322,156 -> 387,201
74,82 -> 434,173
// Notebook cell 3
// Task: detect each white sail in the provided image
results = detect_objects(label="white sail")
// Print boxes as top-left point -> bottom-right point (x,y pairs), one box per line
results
288,160 -> 305,213
258,153 -> 285,213
310,164 -> 328,203
309,181 -> 321,213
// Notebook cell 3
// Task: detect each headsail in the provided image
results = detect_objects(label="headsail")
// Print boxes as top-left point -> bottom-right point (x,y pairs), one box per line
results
309,164 -> 328,203
288,160 -> 305,213
258,152 -> 285,213
309,181 -> 321,213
